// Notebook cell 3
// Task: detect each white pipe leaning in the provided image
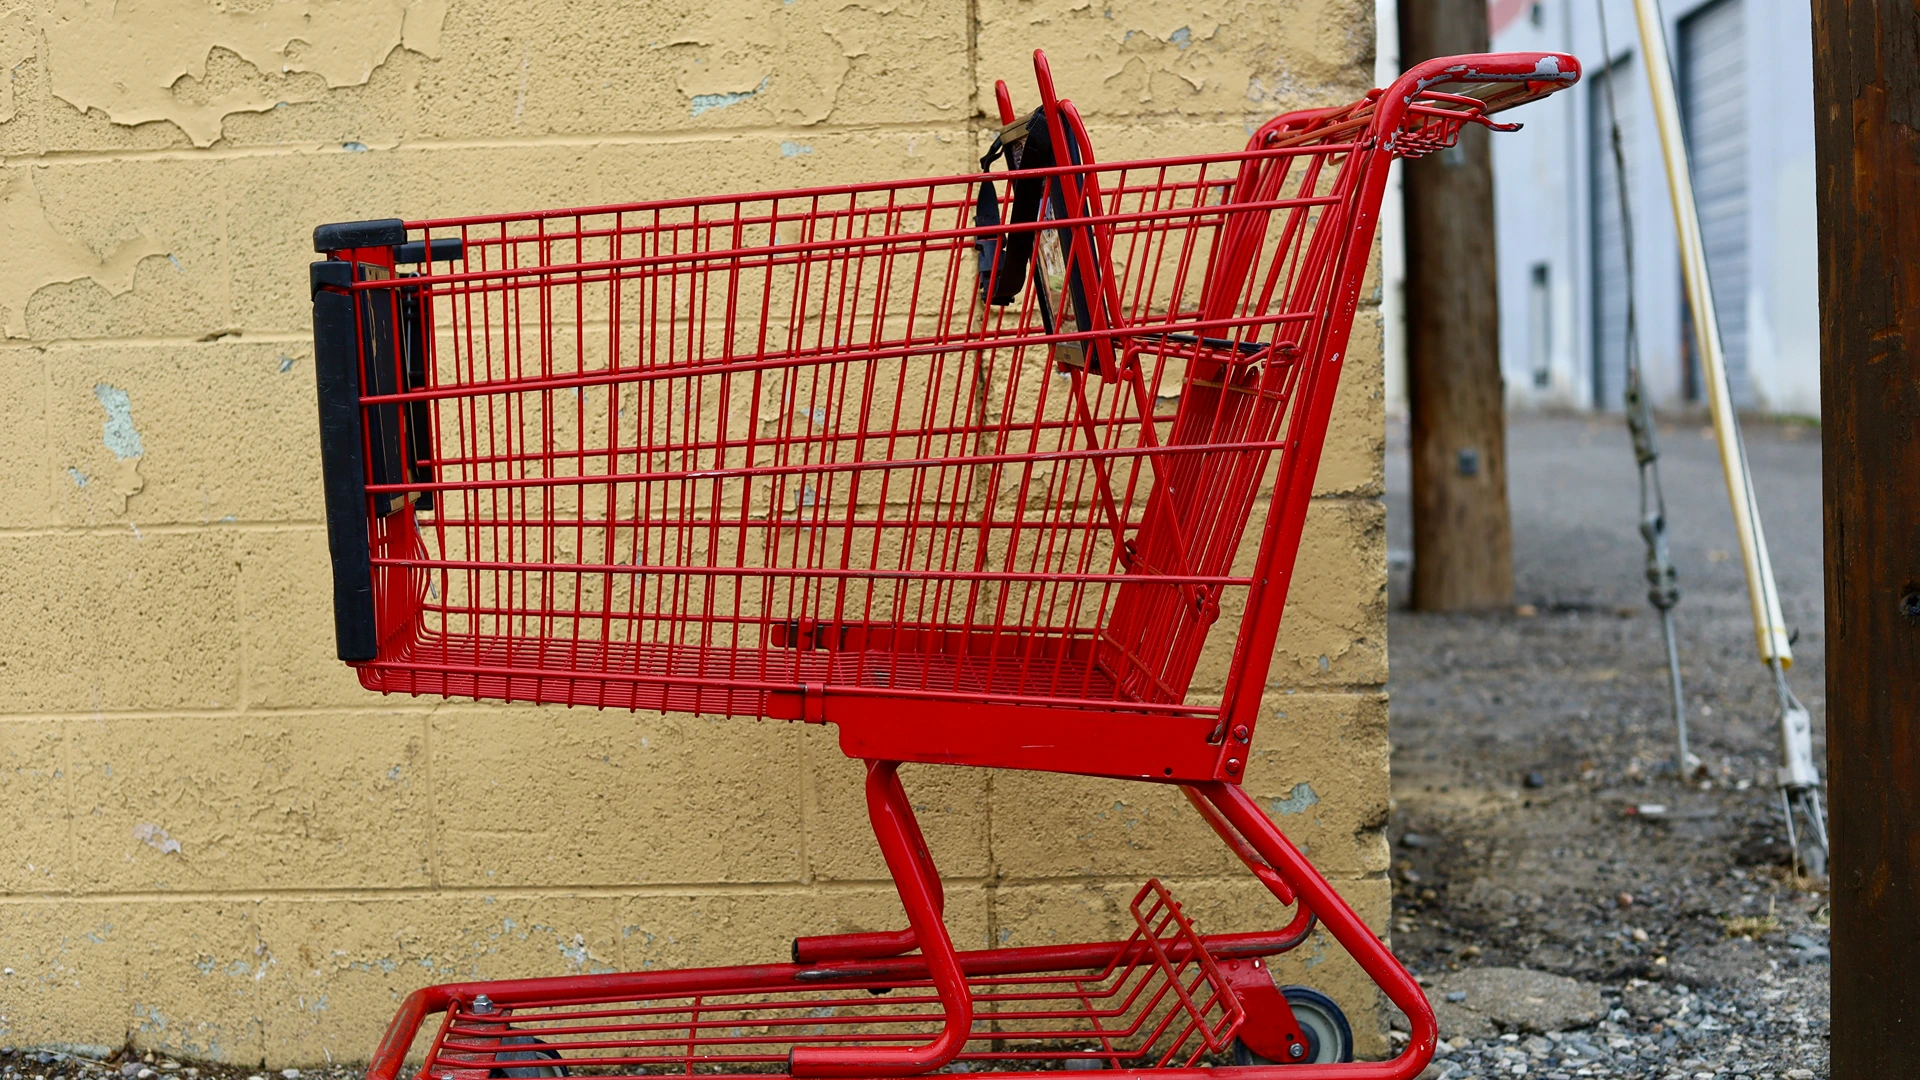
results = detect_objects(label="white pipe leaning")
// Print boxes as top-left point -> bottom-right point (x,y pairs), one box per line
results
1630,0 -> 1794,668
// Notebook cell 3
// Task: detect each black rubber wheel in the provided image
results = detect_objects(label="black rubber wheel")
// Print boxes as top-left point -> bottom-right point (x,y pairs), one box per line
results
1230,986 -> 1354,1066
491,1035 -> 569,1079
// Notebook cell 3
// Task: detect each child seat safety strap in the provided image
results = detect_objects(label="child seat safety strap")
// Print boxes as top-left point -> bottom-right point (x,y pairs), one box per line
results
974,108 -> 1056,306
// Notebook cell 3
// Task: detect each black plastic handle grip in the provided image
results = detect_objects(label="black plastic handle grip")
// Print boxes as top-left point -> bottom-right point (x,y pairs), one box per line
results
314,218 -> 406,253
395,237 -> 464,264
311,278 -> 379,662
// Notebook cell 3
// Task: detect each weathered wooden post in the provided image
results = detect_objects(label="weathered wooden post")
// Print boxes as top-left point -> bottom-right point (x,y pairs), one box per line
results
1811,0 -> 1920,1072
1399,0 -> 1515,611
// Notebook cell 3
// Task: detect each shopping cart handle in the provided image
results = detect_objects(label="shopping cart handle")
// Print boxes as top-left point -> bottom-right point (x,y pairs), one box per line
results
313,217 -> 406,253
396,237 -> 464,264
309,259 -> 353,299
311,285 -> 379,662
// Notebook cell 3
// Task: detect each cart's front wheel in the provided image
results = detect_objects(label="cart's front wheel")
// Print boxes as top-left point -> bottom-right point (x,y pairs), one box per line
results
492,1035 -> 568,1079
1231,986 -> 1354,1066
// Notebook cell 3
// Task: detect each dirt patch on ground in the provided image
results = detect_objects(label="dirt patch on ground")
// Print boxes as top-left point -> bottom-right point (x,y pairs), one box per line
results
1384,413 -> 1829,1080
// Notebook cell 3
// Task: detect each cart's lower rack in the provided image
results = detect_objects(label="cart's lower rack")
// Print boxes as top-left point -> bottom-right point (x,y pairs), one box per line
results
377,881 -> 1320,1080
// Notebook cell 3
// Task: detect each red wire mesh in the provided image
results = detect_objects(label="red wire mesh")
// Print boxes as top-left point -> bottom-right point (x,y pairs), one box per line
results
419,880 -> 1242,1079
343,116 -> 1381,719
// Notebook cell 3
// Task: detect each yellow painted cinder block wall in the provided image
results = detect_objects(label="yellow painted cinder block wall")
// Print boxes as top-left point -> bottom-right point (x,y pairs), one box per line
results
0,0 -> 1388,1066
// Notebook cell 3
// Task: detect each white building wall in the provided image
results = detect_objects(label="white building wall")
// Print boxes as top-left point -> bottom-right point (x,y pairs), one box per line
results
1743,0 -> 1820,416
1486,0 -> 1819,416
1488,0 -> 1587,409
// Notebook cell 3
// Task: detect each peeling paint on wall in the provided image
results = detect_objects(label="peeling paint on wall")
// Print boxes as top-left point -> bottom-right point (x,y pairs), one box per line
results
689,77 -> 770,117
92,382 -> 147,512
42,0 -> 448,146
132,822 -> 183,855
0,169 -> 166,339
1271,782 -> 1320,815
0,7 -> 32,124
662,0 -> 919,126
94,384 -> 144,459
556,932 -> 604,973
132,1003 -> 169,1035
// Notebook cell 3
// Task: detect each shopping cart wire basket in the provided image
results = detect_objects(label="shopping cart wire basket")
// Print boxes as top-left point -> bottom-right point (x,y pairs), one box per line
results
309,50 -> 1576,1080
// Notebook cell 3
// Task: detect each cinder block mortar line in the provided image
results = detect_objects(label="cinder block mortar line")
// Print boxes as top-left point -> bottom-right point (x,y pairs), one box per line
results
216,175 -> 250,714
5,300 -> 1374,346
982,764 -> 1002,950
0,880 -> 984,904
0,522 -> 325,538
35,343 -> 54,523
219,153 -> 239,359
19,313 -> 1385,348
235,488 -> 252,712
796,713 -> 817,886
0,870 -> 1371,905
12,333 -> 313,349
8,309 -> 1374,353
58,717 -> 75,905
423,705 -> 443,891
0,706 -> 409,722
0,111 -> 1381,170
0,684 -> 1386,721
0,489 -> 1370,540
0,123 -> 970,169
964,0 -> 984,156
967,0 -> 990,898
35,343 -> 78,882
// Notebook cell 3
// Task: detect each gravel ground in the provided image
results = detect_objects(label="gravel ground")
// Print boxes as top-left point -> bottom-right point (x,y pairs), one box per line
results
1384,412 -> 1830,1080
0,1050 -> 363,1080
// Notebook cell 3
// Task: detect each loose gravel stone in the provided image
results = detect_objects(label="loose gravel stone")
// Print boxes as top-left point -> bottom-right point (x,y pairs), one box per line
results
1427,969 -> 1604,1034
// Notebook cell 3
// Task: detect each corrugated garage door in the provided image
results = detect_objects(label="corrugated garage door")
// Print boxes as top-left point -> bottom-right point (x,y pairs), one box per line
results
1590,59 -> 1635,411
1680,0 -> 1750,407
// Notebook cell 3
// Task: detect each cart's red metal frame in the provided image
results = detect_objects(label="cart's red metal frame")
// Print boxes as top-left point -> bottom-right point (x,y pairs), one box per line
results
309,50 -> 1576,1080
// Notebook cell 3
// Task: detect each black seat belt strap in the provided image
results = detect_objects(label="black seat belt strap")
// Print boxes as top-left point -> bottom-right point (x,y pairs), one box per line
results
975,109 -> 1056,306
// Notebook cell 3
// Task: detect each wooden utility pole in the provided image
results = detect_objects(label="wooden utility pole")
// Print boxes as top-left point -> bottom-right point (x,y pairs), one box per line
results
1399,0 -> 1514,611
1813,1 -> 1920,1073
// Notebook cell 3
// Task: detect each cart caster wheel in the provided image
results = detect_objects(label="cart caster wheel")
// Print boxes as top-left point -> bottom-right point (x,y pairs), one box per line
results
492,1035 -> 569,1079
1231,987 -> 1354,1066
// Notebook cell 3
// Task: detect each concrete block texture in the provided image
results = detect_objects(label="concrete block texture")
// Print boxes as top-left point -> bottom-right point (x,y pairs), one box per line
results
0,0 -> 1390,1066
64,714 -> 433,894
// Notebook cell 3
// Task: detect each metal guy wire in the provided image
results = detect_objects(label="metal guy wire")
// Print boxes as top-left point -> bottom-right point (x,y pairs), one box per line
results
1595,0 -> 1693,778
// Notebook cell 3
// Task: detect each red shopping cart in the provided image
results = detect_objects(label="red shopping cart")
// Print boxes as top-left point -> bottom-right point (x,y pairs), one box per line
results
309,50 -> 1575,1080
